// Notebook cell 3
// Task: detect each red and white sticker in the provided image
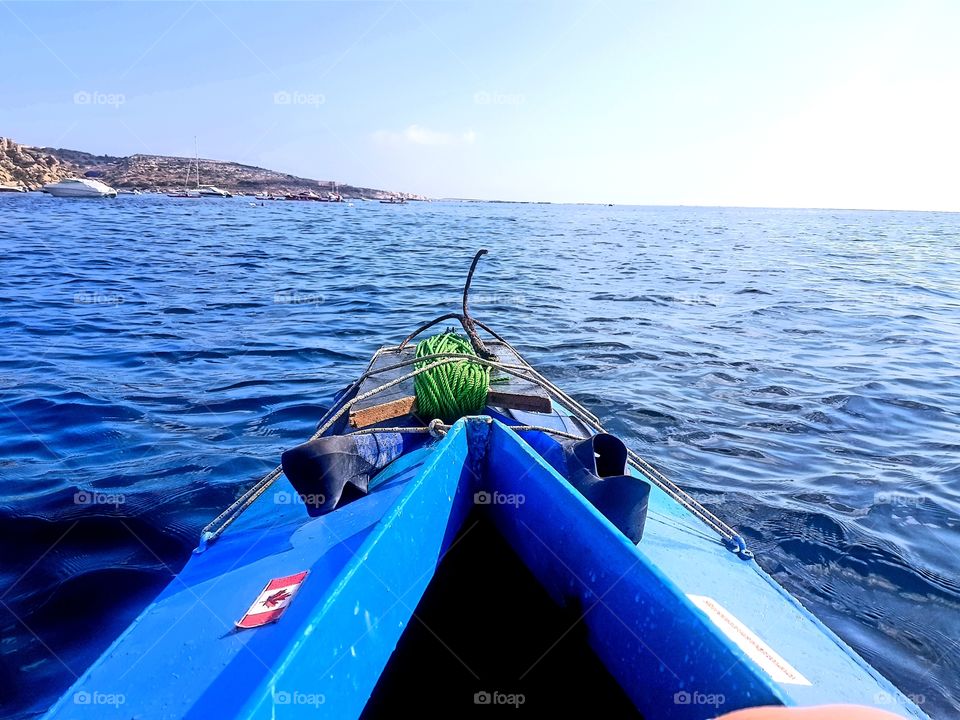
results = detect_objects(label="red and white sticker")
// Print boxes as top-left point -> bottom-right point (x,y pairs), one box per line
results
236,571 -> 308,629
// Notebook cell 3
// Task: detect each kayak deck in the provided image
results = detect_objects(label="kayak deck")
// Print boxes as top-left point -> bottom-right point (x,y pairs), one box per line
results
44,417 -> 928,719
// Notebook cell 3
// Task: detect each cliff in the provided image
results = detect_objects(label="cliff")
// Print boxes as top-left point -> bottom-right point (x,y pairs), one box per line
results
0,137 -> 424,199
0,137 -> 75,189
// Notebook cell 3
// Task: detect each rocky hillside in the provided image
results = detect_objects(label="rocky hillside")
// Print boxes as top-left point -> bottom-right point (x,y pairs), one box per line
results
0,138 -> 76,189
0,137 -> 424,199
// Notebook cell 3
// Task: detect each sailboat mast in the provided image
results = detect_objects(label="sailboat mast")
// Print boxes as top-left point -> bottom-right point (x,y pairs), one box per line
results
194,137 -> 200,189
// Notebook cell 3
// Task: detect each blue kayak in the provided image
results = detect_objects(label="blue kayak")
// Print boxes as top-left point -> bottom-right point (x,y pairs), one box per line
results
42,253 -> 929,719
42,353 -> 928,719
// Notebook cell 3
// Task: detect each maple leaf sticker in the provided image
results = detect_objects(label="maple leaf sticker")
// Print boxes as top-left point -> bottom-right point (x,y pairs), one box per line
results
236,571 -> 308,629
262,588 -> 292,608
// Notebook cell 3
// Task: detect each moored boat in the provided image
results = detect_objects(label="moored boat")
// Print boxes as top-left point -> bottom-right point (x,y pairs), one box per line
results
198,184 -> 232,197
43,252 -> 929,720
41,177 -> 117,197
168,138 -> 231,198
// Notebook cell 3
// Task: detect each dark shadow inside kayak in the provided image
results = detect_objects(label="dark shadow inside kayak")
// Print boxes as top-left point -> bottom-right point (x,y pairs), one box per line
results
361,510 -> 643,717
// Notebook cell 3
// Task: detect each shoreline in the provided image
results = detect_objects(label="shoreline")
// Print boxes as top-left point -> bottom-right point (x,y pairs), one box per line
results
0,136 -> 425,200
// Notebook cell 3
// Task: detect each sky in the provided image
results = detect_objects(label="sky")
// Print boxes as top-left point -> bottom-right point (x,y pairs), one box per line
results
1,0 -> 959,210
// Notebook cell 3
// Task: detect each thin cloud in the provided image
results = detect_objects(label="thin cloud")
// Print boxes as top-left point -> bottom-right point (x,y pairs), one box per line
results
373,124 -> 476,147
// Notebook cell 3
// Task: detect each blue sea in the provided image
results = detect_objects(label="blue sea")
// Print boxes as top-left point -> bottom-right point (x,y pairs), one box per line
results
0,194 -> 958,718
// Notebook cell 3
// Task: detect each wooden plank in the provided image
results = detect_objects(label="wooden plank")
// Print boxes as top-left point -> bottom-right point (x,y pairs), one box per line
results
349,347 -> 417,428
349,341 -> 552,428
485,344 -> 553,412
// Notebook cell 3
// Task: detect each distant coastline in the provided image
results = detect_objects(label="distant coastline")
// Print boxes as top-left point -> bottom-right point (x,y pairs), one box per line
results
0,136 -> 426,200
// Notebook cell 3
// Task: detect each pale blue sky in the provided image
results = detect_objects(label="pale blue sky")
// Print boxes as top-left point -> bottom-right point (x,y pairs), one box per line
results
2,1 -> 958,209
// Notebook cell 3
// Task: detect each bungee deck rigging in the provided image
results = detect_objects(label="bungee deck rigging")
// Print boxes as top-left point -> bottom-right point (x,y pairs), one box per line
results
201,250 -> 748,555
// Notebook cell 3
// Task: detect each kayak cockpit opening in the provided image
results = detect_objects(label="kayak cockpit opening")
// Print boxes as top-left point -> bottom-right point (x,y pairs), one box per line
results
361,508 -> 643,717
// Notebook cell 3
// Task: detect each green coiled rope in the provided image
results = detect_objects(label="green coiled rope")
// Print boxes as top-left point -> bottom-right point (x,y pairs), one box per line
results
414,331 -> 490,423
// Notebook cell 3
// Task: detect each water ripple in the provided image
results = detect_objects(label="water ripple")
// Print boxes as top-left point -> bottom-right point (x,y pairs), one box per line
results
0,197 -> 958,717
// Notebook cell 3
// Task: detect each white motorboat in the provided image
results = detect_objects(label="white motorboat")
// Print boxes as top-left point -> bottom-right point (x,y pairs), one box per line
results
41,178 -> 117,198
197,185 -> 231,197
0,184 -> 26,193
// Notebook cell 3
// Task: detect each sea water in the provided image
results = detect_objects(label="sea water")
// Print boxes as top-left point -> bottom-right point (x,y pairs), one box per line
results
1,195 -> 957,717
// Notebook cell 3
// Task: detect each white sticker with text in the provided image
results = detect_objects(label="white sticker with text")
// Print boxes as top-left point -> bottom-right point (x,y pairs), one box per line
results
687,594 -> 812,686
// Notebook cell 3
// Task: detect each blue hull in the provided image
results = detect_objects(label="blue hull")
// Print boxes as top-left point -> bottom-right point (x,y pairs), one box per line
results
44,413 -> 928,719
